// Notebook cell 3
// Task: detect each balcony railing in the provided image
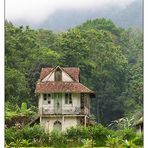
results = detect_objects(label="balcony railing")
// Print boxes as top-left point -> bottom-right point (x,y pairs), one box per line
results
40,105 -> 89,115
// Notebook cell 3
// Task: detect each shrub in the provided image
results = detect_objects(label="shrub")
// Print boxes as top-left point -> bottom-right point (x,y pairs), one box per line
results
5,102 -> 37,121
122,140 -> 137,148
66,125 -> 113,147
132,134 -> 143,146
8,139 -> 31,147
5,125 -> 50,146
5,127 -> 23,144
82,139 -> 95,148
66,126 -> 89,146
49,130 -> 67,147
9,139 -> 22,147
6,124 -> 141,147
90,124 -> 111,146
106,136 -> 121,148
21,125 -> 49,142
117,128 -> 136,141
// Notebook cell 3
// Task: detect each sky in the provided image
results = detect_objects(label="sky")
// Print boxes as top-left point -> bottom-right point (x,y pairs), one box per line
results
6,0 -> 136,24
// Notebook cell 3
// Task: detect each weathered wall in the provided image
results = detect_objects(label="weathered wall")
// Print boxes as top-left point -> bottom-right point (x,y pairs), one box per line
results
62,71 -> 73,82
42,70 -> 73,82
39,93 -> 81,115
40,116 -> 78,132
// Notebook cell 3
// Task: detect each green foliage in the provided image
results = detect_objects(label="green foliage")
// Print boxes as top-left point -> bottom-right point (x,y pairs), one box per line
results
49,130 -> 67,147
5,68 -> 29,104
5,124 -> 143,147
91,125 -> 110,146
66,125 -> 112,147
122,140 -> 137,148
65,126 -> 88,146
5,104 -> 18,120
77,18 -> 124,37
82,139 -> 95,148
18,102 -> 35,115
5,125 -> 50,146
116,128 -> 136,141
132,134 -> 143,146
5,18 -> 143,125
21,102 -> 27,112
108,117 -> 133,130
5,21 -> 61,106
5,102 -> 36,120
106,136 -> 121,148
8,139 -> 31,147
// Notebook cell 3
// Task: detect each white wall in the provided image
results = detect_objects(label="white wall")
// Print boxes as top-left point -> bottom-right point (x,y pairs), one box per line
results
42,72 -> 54,82
41,116 -> 78,132
41,70 -> 73,82
62,71 -> 73,82
39,93 -> 81,114
63,117 -> 78,130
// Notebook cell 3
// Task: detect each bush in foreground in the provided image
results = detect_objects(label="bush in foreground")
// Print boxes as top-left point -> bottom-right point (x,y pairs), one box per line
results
5,124 -> 143,147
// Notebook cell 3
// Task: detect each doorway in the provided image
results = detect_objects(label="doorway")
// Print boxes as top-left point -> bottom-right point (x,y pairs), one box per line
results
54,93 -> 62,114
53,120 -> 62,131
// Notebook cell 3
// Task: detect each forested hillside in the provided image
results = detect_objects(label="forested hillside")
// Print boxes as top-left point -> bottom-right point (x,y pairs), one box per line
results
5,18 -> 143,125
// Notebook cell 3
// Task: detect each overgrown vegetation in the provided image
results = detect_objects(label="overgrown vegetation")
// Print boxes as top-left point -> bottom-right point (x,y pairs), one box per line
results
5,102 -> 37,120
5,125 -> 143,147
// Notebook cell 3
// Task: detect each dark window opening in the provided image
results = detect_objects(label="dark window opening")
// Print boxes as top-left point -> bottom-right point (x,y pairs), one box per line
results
44,94 -> 47,100
43,94 -> 51,103
55,68 -> 62,81
69,97 -> 72,104
65,93 -> 68,99
65,93 -> 72,104
81,93 -> 85,109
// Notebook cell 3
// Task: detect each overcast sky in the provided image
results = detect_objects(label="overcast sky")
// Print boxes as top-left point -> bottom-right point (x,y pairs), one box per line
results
6,0 -> 136,24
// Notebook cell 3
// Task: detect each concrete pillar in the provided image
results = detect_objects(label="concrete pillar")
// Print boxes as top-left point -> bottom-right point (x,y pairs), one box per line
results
62,116 -> 65,131
84,115 -> 87,127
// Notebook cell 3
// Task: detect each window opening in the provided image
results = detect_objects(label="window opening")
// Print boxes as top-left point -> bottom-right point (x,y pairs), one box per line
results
65,93 -> 72,104
55,68 -> 62,81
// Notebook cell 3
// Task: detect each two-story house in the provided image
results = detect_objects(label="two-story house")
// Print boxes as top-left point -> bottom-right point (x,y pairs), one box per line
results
35,66 -> 94,132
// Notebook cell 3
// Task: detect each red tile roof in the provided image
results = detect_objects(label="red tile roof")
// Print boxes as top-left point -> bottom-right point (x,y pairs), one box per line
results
36,66 -> 94,94
40,67 -> 80,82
35,82 -> 94,94
62,67 -> 80,82
40,68 -> 53,80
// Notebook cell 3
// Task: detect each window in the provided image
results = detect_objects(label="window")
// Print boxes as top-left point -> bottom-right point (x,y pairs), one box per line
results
69,97 -> 72,104
43,94 -> 51,104
43,94 -> 47,100
65,93 -> 72,104
81,93 -> 85,108
55,68 -> 62,81
65,93 -> 68,104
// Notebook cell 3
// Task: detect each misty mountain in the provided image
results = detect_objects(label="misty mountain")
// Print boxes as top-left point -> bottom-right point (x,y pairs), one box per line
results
14,0 -> 143,31
113,0 -> 143,28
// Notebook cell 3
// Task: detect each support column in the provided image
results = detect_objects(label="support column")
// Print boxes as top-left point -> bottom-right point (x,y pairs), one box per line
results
84,115 -> 87,127
40,116 -> 42,124
62,115 -> 65,131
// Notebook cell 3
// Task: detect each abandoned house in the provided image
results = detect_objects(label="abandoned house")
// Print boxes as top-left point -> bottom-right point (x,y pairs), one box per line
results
35,66 -> 94,132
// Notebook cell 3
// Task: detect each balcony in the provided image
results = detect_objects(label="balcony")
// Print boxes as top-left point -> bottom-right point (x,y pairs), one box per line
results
40,105 -> 89,115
